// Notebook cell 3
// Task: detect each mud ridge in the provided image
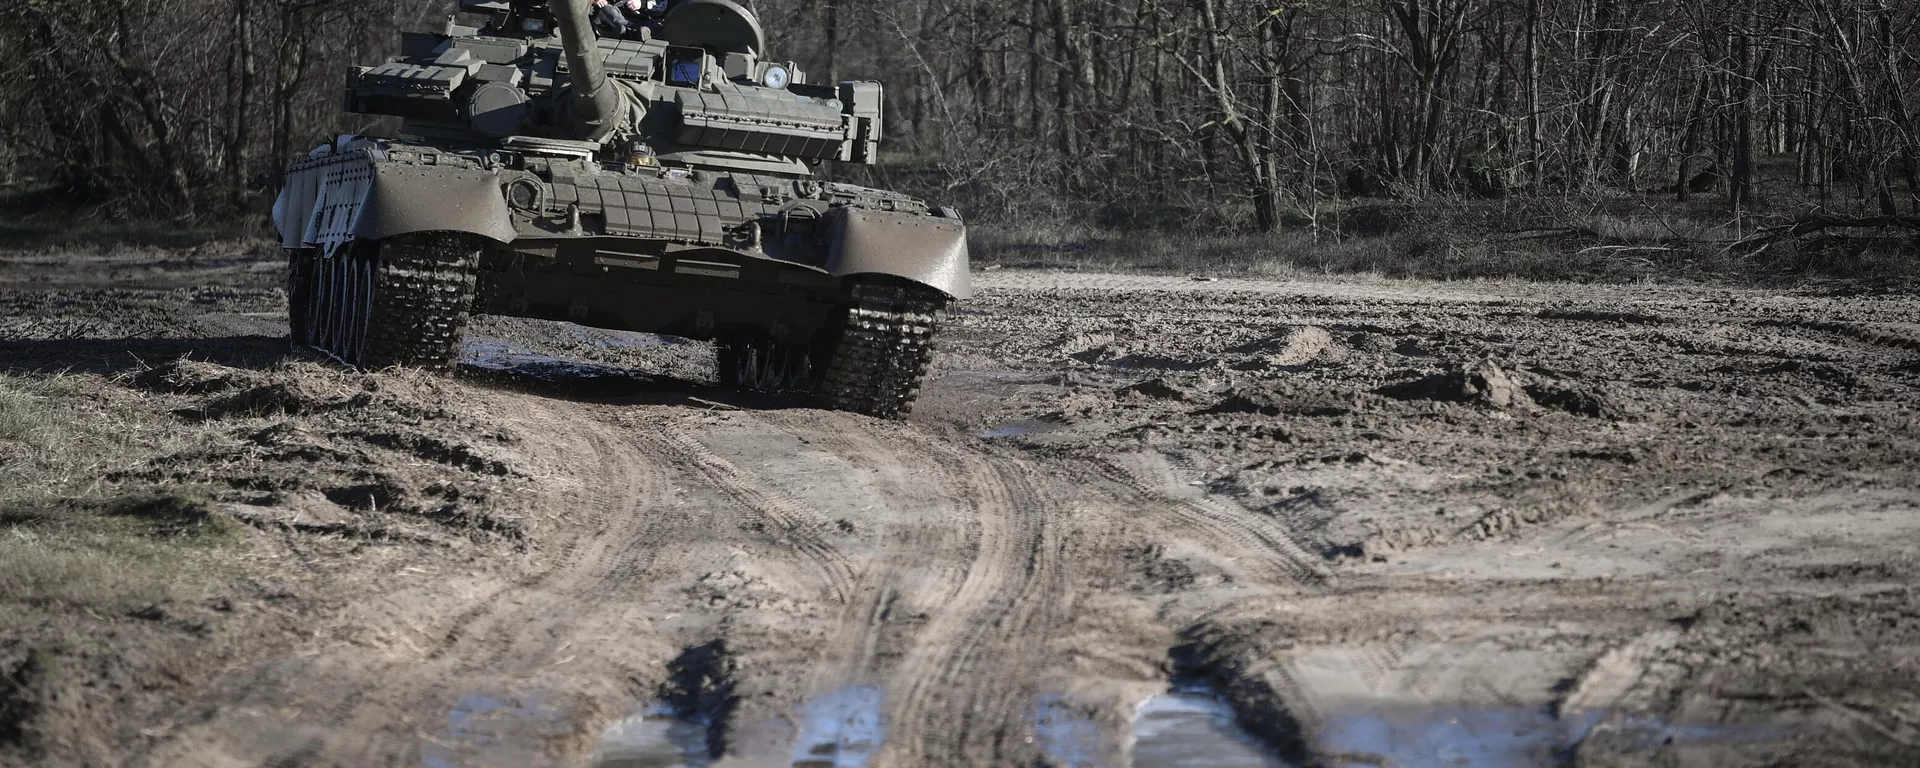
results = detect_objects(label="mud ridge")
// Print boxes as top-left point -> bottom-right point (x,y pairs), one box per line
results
1165,630 -> 1316,767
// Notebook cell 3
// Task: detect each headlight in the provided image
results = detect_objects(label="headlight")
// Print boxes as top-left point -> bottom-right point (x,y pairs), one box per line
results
762,65 -> 790,90
521,19 -> 547,34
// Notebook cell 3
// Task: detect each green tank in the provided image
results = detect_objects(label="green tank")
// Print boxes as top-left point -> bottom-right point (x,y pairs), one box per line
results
273,0 -> 968,418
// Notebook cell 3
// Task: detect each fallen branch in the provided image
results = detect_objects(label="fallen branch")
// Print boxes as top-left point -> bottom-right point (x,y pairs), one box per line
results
1576,245 -> 1678,256
1492,226 -> 1600,243
1727,214 -> 1920,254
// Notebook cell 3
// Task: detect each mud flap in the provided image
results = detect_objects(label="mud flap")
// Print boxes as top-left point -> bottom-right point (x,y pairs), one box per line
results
824,208 -> 972,300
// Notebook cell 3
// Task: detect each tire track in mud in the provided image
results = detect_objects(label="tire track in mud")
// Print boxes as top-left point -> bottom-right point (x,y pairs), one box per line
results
140,392 -> 682,767
755,412 -> 1347,765
758,412 -> 1078,765
1753,318 -> 1920,354
335,396 -> 676,765
877,447 -> 1063,765
648,419 -> 860,603
1080,457 -> 1332,586
759,413 -> 968,693
427,408 -> 651,654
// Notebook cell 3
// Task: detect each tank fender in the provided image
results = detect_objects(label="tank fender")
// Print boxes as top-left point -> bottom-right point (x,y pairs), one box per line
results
823,207 -> 972,300
276,150 -> 515,254
354,164 -> 517,245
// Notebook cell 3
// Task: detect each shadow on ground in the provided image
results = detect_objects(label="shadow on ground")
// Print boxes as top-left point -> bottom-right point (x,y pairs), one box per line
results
457,358 -> 810,414
0,334 -> 823,417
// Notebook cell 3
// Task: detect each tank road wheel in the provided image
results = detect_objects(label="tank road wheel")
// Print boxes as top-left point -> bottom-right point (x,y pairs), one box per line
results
815,280 -> 949,419
286,233 -> 480,370
715,337 -> 821,393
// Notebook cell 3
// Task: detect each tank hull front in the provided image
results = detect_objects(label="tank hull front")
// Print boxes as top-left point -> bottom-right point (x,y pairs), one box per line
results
474,236 -> 846,343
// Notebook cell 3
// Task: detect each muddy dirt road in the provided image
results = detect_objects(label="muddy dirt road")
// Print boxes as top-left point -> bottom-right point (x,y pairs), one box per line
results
2,246 -> 1918,767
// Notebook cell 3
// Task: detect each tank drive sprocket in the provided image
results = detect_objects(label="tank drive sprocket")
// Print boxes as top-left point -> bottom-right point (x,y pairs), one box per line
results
289,233 -> 480,369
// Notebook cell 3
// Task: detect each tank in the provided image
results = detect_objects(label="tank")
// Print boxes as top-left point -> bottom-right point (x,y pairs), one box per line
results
271,0 -> 969,418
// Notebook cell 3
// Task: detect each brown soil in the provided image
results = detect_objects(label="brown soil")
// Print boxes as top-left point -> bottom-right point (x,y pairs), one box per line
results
2,247 -> 1917,767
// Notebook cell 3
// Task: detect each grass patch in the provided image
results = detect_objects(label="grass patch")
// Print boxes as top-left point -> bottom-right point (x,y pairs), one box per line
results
1,493 -> 243,542
0,528 -> 190,611
969,195 -> 1920,287
0,221 -> 262,252
0,373 -> 207,500
0,373 -> 239,614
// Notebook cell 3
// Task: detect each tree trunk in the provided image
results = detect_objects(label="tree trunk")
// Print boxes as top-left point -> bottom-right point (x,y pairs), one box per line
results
1731,31 -> 1755,207
1525,0 -> 1543,190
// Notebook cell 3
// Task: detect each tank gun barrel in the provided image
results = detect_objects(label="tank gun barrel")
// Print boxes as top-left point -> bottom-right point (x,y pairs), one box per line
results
548,0 -> 625,141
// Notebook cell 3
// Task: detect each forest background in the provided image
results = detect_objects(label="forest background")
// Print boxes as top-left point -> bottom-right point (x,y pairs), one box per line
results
1,0 -> 1916,281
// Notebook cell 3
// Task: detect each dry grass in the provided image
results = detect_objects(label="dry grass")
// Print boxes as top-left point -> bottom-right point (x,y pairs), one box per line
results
0,373 -> 235,613
969,195 -> 1920,287
1,374 -> 163,499
0,522 -> 201,612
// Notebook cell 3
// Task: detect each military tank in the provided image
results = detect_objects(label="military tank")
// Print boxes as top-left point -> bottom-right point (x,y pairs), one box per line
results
272,0 -> 969,418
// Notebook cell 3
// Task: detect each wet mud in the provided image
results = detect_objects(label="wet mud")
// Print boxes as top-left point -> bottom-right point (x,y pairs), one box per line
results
2,248 -> 1917,767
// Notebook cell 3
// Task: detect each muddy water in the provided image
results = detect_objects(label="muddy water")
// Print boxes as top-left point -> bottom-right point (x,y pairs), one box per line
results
589,706 -> 713,768
789,686 -> 887,768
1130,687 -> 1291,768
586,687 -> 889,768
980,419 -> 1058,439
420,693 -> 574,768
1316,707 -> 1598,768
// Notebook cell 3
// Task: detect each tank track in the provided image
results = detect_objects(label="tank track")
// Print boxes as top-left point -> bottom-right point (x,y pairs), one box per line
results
816,283 -> 947,419
288,234 -> 478,370
361,235 -> 480,369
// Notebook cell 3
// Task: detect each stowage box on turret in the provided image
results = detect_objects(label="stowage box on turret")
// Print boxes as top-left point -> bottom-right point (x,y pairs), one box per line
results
273,0 -> 968,418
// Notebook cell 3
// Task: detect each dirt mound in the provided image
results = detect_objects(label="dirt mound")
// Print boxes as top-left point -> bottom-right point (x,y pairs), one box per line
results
1227,326 -> 1344,370
1526,382 -> 1631,420
1053,332 -> 1116,359
134,359 -> 265,395
114,360 -> 535,543
201,379 -> 351,419
1119,378 -> 1200,402
1376,359 -> 1528,408
1345,332 -> 1399,353
134,361 -> 371,420
1203,389 -> 1350,419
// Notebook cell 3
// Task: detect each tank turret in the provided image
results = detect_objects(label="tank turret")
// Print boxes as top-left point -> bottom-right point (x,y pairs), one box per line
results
340,0 -> 883,173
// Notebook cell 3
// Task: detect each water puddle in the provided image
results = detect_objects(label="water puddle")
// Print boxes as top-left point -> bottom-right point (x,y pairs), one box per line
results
1132,685 -> 1291,768
420,693 -> 571,768
1318,706 -> 1791,768
790,686 -> 886,768
981,419 -> 1059,439
460,335 -> 653,393
1033,694 -> 1102,768
462,337 -> 603,375
589,704 -> 714,768
1318,707 -> 1597,767
565,327 -> 692,352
